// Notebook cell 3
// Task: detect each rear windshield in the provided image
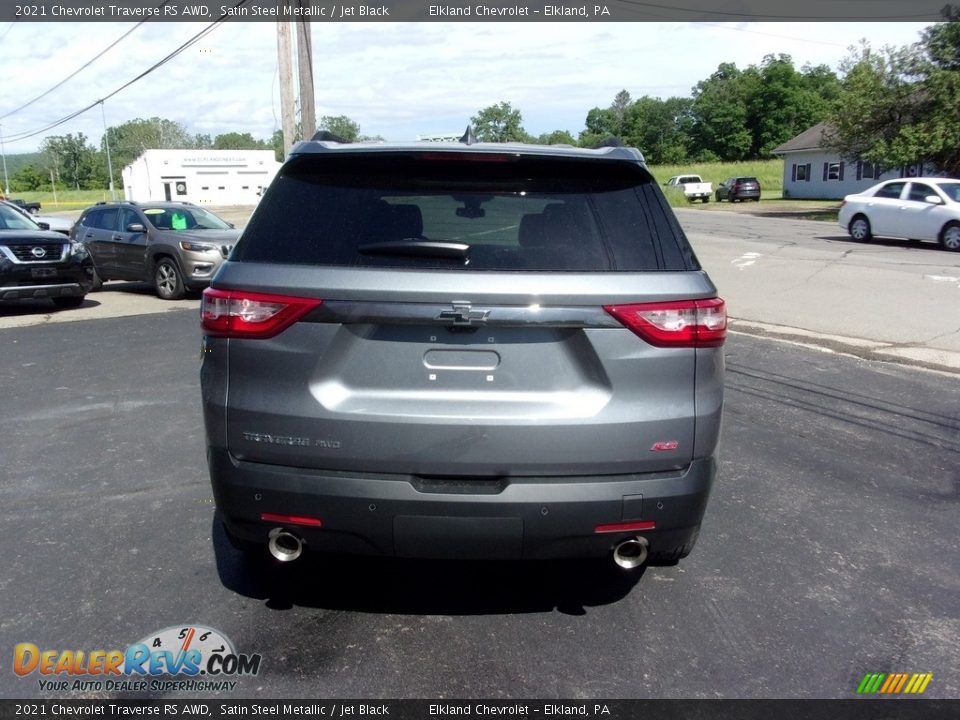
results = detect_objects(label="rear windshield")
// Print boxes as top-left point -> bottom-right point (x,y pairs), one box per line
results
234,152 -> 698,272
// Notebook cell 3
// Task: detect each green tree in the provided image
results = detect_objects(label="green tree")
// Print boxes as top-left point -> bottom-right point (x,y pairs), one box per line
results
691,62 -> 754,161
318,115 -> 361,142
102,117 -> 194,172
212,132 -> 265,150
578,107 -> 617,147
10,164 -> 48,192
471,102 -> 527,142
42,133 -> 97,190
826,16 -> 960,176
537,129 -> 577,145
622,96 -> 695,164
747,55 -> 839,157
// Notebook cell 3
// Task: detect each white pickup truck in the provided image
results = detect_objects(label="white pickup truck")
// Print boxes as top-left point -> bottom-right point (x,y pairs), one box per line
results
665,175 -> 712,203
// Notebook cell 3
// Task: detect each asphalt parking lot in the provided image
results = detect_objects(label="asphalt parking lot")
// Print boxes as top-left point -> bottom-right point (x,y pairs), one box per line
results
1,305 -> 957,699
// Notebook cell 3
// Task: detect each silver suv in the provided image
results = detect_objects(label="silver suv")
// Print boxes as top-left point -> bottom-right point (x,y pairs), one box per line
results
72,201 -> 240,299
201,137 -> 725,570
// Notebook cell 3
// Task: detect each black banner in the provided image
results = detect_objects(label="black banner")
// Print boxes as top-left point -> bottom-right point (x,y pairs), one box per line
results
1,700 -> 959,720
0,0 -> 949,23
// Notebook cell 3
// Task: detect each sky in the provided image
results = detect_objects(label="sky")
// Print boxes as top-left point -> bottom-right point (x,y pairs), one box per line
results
0,20 -> 935,156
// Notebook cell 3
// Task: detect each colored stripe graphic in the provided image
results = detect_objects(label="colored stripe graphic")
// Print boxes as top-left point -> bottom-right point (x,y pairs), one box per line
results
857,672 -> 933,694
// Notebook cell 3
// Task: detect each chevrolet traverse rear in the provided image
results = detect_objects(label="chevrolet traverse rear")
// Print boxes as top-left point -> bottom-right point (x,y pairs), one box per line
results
201,137 -> 725,569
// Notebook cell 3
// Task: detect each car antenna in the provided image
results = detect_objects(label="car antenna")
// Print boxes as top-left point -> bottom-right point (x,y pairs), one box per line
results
459,125 -> 478,145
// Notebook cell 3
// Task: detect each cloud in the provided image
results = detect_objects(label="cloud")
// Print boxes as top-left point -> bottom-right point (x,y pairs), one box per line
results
0,20 -> 931,153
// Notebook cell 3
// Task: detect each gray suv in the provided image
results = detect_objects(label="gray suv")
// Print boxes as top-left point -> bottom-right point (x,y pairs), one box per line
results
72,201 -> 240,299
201,138 -> 725,570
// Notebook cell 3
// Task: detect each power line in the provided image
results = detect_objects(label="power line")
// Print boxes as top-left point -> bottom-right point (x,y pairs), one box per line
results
4,2 -> 248,144
0,20 -> 151,121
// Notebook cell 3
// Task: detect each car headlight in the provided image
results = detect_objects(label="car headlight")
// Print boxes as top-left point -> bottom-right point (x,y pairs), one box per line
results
180,241 -> 216,252
69,242 -> 88,257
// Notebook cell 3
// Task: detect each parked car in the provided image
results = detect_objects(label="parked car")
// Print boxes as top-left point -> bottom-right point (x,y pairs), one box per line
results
665,174 -> 712,203
1,200 -> 73,236
201,136 -> 726,571
838,178 -> 960,251
0,202 -> 93,308
6,198 -> 41,214
71,201 -> 240,299
715,177 -> 761,202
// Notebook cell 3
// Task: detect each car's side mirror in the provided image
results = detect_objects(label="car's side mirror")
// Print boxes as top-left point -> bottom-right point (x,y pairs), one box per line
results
127,223 -> 146,233
37,221 -> 50,230
924,195 -> 943,205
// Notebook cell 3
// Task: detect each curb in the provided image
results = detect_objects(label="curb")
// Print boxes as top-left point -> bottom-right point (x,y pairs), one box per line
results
729,319 -> 960,376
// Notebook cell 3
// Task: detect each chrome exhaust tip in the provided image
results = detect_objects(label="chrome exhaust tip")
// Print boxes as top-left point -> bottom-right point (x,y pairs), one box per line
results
267,527 -> 303,562
613,536 -> 649,570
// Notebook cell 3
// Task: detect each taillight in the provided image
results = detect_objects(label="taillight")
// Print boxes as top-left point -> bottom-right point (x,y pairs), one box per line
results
201,288 -> 322,339
604,298 -> 726,347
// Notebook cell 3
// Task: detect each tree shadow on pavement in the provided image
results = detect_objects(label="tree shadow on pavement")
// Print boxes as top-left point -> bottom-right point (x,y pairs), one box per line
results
211,514 -> 642,616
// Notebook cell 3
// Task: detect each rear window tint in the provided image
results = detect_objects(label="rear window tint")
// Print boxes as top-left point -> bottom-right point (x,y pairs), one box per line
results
235,152 -> 697,272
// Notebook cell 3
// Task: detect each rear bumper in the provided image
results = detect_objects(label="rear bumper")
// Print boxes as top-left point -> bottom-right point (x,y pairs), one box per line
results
209,448 -> 715,560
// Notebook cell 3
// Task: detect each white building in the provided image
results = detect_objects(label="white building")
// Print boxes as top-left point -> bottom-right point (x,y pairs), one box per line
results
772,122 -> 934,199
121,149 -> 282,206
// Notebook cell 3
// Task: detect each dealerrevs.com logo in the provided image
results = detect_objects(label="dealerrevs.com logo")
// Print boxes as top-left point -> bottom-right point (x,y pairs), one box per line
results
14,625 -> 262,693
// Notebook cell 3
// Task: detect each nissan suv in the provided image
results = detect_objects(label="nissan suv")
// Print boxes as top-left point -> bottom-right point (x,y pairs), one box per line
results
201,137 -> 725,570
0,201 -> 93,308
72,201 -> 240,299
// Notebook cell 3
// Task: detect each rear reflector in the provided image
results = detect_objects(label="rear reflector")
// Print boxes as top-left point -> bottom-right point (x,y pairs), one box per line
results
594,520 -> 657,534
201,288 -> 322,339
261,512 -> 322,527
604,297 -> 726,348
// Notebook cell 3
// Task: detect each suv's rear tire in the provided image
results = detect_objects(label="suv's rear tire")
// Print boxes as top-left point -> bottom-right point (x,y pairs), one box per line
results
52,296 -> 85,309
154,257 -> 185,300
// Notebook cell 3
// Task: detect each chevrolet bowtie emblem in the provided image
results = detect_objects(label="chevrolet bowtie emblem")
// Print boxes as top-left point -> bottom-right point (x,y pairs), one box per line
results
437,304 -> 490,325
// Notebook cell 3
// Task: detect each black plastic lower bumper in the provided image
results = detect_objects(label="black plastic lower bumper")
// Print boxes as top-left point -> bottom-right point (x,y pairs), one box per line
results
209,448 -> 715,561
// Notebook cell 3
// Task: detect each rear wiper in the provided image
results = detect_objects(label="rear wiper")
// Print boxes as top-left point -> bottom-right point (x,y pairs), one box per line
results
358,240 -> 469,260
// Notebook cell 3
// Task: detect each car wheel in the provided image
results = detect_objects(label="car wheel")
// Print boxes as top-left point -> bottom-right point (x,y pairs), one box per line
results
940,221 -> 960,251
849,215 -> 872,242
702,196 -> 709,203
715,191 -> 722,202
154,257 -> 186,300
52,295 -> 85,309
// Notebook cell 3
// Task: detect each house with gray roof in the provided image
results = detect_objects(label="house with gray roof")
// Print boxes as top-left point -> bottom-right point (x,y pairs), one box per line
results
772,122 -> 930,199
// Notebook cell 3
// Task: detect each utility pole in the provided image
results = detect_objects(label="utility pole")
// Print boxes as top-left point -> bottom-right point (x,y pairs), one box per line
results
277,20 -> 297,158
295,12 -> 316,139
0,123 -> 9,197
100,101 -> 117,200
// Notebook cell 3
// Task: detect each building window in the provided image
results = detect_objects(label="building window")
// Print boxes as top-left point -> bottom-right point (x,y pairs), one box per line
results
861,162 -> 876,179
796,164 -> 808,181
823,162 -> 845,181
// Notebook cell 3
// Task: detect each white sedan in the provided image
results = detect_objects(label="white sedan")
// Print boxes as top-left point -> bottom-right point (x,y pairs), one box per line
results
838,177 -> 960,251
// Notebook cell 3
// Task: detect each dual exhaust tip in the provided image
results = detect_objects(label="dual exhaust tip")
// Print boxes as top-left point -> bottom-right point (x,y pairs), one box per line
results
267,527 -> 649,569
